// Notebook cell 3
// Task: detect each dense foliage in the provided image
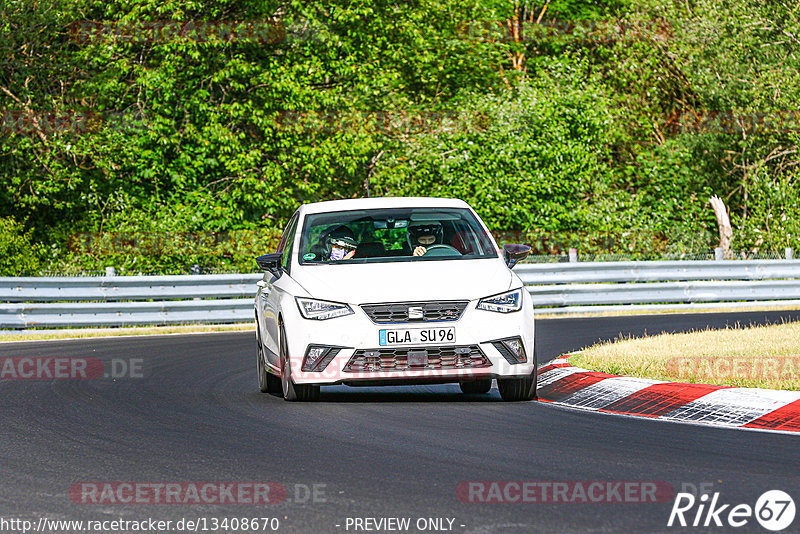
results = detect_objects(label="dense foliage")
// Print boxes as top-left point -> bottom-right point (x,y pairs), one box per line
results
1,0 -> 798,273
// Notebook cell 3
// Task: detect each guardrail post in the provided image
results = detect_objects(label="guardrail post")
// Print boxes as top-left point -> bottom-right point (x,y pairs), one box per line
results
787,248 -> 794,260
569,248 -> 578,263
714,247 -> 724,261
105,267 -> 115,277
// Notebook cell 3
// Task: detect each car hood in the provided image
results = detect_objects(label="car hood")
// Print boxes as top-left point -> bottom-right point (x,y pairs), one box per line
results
291,258 -> 516,304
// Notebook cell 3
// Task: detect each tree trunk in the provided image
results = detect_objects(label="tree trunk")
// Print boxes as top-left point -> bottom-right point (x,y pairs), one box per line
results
709,195 -> 732,259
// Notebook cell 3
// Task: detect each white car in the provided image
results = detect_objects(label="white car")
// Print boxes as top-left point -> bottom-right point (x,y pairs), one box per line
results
254,197 -> 536,401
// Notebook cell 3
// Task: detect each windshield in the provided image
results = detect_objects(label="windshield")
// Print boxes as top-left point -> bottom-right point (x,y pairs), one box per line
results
297,207 -> 499,265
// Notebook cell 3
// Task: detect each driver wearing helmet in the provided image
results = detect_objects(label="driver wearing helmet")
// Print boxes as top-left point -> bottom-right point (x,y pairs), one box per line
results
326,226 -> 358,261
407,221 -> 443,257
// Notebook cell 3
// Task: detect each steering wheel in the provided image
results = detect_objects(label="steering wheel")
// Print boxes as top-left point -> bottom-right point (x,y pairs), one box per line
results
422,244 -> 462,257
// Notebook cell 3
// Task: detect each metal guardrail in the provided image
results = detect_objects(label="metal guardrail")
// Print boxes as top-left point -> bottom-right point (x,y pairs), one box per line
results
0,274 -> 261,302
1,260 -> 800,329
515,260 -> 800,313
0,274 -> 261,329
516,260 -> 800,284
0,300 -> 254,329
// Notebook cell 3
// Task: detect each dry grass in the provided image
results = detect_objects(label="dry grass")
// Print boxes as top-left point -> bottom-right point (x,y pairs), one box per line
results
535,304 -> 800,319
0,323 -> 254,343
568,321 -> 800,390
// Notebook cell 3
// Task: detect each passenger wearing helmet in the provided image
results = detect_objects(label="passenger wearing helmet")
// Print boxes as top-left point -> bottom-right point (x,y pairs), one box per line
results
326,226 -> 358,261
407,221 -> 443,257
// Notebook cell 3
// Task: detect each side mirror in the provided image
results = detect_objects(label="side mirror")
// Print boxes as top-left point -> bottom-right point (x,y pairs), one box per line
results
502,244 -> 531,269
256,253 -> 283,278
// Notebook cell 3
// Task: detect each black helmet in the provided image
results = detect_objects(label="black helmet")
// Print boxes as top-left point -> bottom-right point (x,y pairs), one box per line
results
324,226 -> 357,257
407,221 -> 443,249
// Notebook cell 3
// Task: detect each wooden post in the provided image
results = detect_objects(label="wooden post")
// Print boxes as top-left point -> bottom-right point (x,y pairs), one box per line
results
709,195 -> 732,259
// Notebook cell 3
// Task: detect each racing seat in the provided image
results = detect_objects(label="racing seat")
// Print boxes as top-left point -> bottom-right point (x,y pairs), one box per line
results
449,230 -> 475,255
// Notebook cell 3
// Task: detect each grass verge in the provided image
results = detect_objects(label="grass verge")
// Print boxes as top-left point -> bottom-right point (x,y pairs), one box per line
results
535,304 -> 800,319
568,321 -> 800,390
0,323 -> 254,342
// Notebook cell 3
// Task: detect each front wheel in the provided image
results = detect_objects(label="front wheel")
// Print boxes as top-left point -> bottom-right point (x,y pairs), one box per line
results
497,346 -> 538,402
497,373 -> 537,401
256,324 -> 281,394
280,324 -> 320,402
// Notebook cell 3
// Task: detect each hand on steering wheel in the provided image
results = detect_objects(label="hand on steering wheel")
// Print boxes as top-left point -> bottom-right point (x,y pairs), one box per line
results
417,244 -> 462,257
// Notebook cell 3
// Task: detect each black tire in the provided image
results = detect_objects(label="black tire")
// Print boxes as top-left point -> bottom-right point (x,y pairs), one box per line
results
279,324 -> 320,402
256,324 -> 281,394
266,369 -> 282,393
497,345 -> 538,402
459,379 -> 492,394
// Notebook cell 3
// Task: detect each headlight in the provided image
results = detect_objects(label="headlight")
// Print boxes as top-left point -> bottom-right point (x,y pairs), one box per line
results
296,297 -> 354,320
477,288 -> 523,313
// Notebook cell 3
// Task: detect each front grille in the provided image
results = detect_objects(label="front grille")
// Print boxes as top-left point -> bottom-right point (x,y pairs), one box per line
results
360,301 -> 469,324
343,345 -> 490,372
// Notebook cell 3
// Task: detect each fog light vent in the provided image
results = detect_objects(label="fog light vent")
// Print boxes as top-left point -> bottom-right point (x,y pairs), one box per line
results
302,345 -> 343,372
491,337 -> 527,364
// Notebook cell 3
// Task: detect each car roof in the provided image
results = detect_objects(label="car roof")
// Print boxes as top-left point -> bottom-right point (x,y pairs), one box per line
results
298,197 -> 471,216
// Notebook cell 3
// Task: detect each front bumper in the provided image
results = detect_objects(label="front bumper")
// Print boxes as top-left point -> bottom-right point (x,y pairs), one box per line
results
282,295 -> 535,386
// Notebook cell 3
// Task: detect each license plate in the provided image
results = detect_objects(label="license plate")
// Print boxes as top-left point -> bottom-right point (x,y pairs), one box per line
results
379,327 -> 456,346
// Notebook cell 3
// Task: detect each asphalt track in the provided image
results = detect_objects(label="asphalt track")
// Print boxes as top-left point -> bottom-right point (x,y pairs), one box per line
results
2,311 -> 800,534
